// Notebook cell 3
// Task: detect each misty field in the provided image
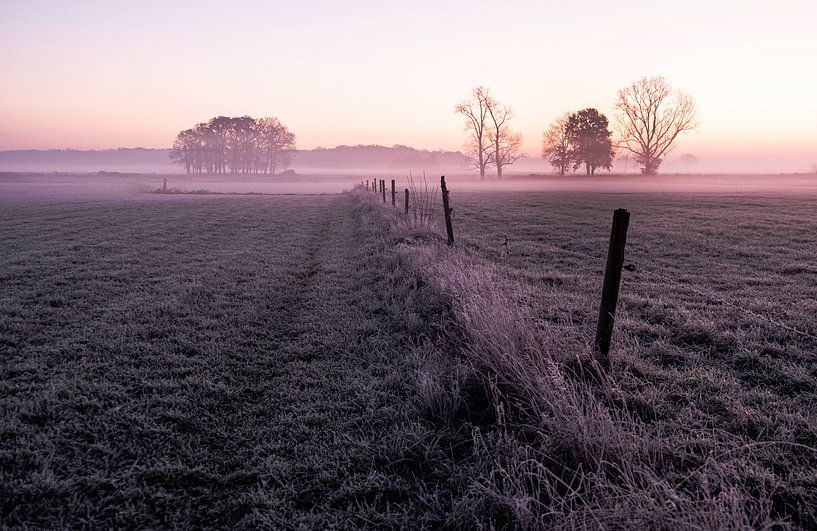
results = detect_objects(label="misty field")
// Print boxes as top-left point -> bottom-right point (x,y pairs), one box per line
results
2,180 -> 817,528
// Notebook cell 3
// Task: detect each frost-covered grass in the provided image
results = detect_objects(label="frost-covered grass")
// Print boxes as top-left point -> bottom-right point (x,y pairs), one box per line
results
362,189 -> 817,528
0,193 -> 471,528
3,184 -> 815,528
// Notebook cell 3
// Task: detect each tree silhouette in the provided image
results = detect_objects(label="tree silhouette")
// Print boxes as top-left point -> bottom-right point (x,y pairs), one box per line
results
170,116 -> 296,175
541,114 -> 574,176
614,76 -> 697,175
257,117 -> 296,175
566,108 -> 615,175
485,98 -> 522,178
455,87 -> 493,178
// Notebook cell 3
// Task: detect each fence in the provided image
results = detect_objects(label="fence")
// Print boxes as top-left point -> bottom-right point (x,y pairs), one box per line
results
354,176 -> 817,370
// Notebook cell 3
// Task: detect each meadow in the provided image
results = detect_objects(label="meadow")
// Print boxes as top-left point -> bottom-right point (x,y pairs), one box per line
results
0,189 -> 471,527
367,185 -> 817,528
2,174 -> 817,528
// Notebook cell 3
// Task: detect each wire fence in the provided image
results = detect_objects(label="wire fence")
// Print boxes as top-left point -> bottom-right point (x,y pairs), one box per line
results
357,179 -> 817,343
451,203 -> 817,343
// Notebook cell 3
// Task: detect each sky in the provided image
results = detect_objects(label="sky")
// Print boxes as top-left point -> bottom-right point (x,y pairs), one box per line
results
1,0 -> 816,169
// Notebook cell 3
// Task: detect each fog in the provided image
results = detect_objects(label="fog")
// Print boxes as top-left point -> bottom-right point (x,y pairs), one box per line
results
3,147 -> 816,176
3,171 -> 817,204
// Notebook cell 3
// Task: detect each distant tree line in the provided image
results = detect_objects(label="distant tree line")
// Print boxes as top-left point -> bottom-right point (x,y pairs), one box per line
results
170,116 -> 295,174
458,76 -> 697,176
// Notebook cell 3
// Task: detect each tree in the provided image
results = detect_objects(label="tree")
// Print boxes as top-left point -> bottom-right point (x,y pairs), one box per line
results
169,116 -> 296,175
225,116 -> 257,174
566,108 -> 615,175
541,113 -> 573,176
485,98 -> 522,178
810,162 -> 817,175
257,117 -> 296,175
170,128 -> 198,174
614,76 -> 697,175
455,87 -> 493,177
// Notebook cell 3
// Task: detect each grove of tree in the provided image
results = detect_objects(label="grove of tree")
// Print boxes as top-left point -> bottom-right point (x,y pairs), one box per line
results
170,116 -> 296,175
541,109 -> 615,175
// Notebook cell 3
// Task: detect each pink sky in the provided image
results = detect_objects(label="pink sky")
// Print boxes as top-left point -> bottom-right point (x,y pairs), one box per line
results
1,0 -> 815,170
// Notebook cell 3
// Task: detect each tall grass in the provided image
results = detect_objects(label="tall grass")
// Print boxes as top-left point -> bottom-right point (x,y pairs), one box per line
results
354,190 -> 785,529
406,172 -> 438,227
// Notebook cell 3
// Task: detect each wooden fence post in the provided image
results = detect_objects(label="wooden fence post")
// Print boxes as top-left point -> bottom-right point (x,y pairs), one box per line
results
391,179 -> 396,207
381,180 -> 386,203
366,179 -> 369,191
404,189 -> 409,215
440,175 -> 454,246
594,208 -> 630,370
162,178 -> 167,193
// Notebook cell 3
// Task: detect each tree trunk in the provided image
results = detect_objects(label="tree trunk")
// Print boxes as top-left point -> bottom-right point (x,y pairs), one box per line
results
643,155 -> 660,175
478,152 -> 485,178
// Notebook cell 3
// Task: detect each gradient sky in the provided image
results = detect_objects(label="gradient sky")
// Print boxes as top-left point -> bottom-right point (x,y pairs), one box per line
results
1,0 -> 816,164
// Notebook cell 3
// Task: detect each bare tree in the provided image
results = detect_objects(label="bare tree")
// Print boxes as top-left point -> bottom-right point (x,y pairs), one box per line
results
486,99 -> 522,178
810,162 -> 817,175
455,87 -> 493,177
614,76 -> 697,175
541,113 -> 573,176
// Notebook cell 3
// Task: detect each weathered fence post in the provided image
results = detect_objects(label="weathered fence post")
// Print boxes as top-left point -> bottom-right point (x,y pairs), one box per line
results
366,179 -> 369,191
162,178 -> 167,193
440,175 -> 454,246
391,179 -> 396,207
594,208 -> 630,370
404,188 -> 409,215
381,180 -> 386,203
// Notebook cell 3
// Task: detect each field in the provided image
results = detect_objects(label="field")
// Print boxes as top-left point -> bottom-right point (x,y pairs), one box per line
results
0,191 -> 470,527
389,187 -> 817,527
2,175 -> 817,528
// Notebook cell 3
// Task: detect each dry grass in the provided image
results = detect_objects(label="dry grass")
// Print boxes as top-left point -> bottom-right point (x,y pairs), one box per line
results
357,188 -> 817,528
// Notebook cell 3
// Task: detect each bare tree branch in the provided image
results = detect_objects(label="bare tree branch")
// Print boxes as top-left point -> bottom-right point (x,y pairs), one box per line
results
455,86 -> 493,177
614,76 -> 697,175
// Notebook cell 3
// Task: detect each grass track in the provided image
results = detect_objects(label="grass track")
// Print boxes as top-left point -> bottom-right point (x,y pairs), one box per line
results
0,194 -> 458,528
